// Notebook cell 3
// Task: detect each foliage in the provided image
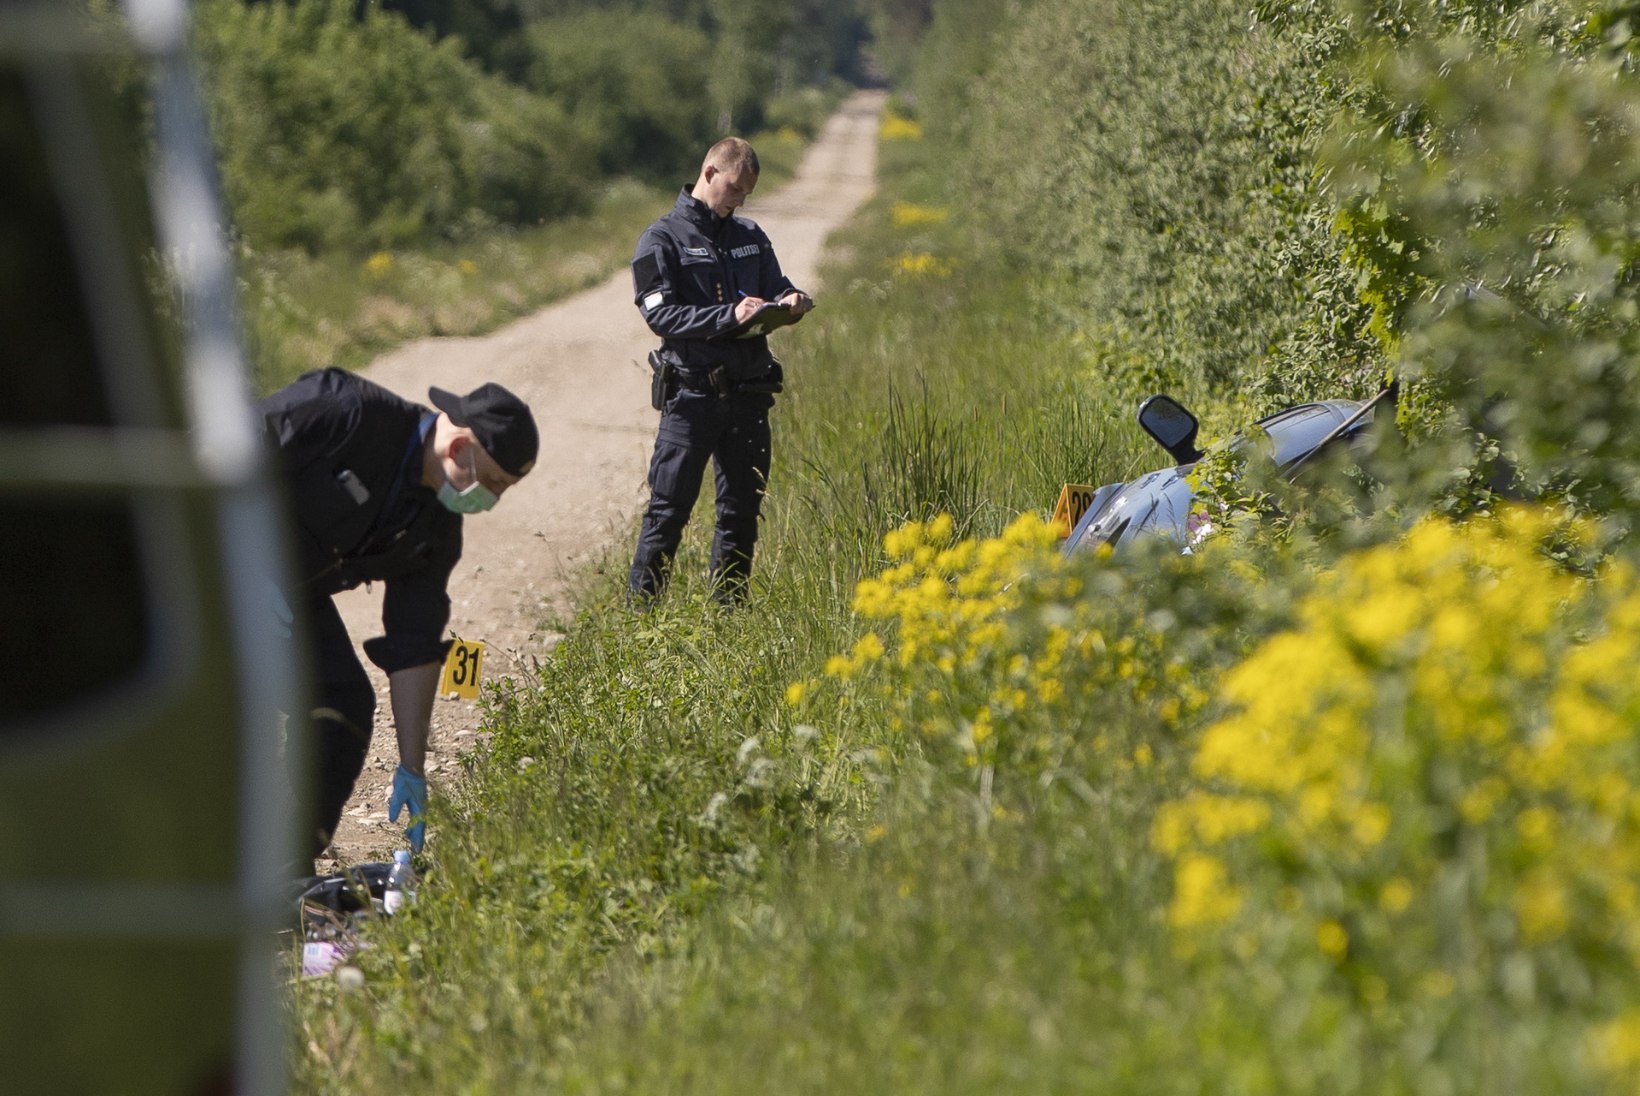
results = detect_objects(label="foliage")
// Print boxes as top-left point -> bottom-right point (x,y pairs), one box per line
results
942,0 -> 1376,415
240,179 -> 662,393
517,12 -> 716,182
762,82 -> 852,141
192,0 -> 868,255
1154,508 -> 1639,1088
370,0 -> 530,76
856,0 -> 934,83
795,510 -> 1311,824
284,0 -> 1640,1091
194,0 -> 592,251
1326,16 -> 1640,520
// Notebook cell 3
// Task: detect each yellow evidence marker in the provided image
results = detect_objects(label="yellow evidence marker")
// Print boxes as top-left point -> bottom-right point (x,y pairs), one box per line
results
439,638 -> 485,699
1051,483 -> 1097,537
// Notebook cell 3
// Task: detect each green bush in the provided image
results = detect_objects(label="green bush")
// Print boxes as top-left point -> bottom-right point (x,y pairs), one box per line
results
762,82 -> 849,140
518,11 -> 718,181
194,0 -> 591,251
938,0 -> 1369,412
1325,13 -> 1640,520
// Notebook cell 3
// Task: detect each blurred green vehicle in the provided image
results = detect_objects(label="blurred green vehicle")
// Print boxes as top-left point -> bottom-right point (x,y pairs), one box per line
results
1,2 -> 298,1093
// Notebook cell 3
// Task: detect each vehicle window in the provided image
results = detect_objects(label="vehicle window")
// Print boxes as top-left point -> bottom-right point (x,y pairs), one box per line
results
0,69 -> 151,728
1101,516 -> 1133,547
1256,403 -> 1327,430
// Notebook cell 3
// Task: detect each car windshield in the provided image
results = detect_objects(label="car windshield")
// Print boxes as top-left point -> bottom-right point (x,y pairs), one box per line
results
1258,401 -> 1371,467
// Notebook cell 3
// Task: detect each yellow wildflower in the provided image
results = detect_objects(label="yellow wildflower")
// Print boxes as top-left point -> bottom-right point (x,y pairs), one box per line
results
1516,870 -> 1570,943
891,201 -> 950,227
1168,853 -> 1241,929
1592,1009 -> 1640,1074
1380,878 -> 1414,914
1316,919 -> 1349,958
891,251 -> 953,278
879,111 -> 922,140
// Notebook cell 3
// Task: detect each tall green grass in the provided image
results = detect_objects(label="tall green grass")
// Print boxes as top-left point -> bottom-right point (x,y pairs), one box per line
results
288,97 -> 1161,1093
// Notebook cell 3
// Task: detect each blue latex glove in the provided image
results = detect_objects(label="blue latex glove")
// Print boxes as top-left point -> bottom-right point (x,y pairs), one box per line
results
388,765 -> 427,852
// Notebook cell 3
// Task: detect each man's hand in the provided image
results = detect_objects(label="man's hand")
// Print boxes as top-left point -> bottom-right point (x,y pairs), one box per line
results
387,662 -> 439,850
778,291 -> 815,316
388,765 -> 427,852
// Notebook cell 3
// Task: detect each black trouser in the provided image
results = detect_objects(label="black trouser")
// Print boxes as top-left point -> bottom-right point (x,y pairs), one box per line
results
629,387 -> 773,601
299,594 -> 375,858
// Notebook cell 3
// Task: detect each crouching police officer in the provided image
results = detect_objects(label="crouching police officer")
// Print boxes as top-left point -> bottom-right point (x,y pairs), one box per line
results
629,136 -> 814,603
260,367 -> 538,858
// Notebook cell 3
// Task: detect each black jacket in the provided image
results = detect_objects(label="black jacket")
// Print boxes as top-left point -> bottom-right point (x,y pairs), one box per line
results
631,188 -> 801,382
260,368 -> 460,673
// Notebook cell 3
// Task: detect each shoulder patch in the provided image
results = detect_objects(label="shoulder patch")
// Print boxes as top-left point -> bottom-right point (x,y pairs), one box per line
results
633,251 -> 663,297
682,246 -> 712,259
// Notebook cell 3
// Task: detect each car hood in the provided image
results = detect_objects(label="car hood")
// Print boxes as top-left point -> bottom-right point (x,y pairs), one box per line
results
1063,466 -> 1196,553
1063,398 -> 1374,555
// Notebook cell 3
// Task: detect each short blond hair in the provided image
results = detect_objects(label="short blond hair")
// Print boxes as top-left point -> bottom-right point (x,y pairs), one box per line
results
704,136 -> 760,177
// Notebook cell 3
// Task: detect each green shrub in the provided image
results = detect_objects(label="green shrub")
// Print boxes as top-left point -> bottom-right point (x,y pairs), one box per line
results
518,11 -> 717,181
1327,16 -> 1640,520
943,0 -> 1364,411
1155,509 -> 1628,1090
194,0 -> 591,251
762,82 -> 849,140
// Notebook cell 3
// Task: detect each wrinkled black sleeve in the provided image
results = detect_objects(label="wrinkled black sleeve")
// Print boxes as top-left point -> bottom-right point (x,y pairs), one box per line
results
361,517 -> 461,673
258,368 -> 353,476
632,229 -> 736,339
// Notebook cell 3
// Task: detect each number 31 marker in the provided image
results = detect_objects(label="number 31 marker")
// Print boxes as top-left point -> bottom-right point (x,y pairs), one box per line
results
439,638 -> 485,699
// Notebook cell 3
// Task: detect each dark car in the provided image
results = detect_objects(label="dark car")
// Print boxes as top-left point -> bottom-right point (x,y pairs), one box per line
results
2,4 -> 298,1094
1063,391 -> 1389,554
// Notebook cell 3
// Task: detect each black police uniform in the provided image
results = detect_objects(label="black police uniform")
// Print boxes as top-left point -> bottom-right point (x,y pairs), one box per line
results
260,368 -> 460,855
629,187 -> 800,599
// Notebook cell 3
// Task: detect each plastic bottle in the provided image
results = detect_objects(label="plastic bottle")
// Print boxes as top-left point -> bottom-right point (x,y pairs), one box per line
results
383,849 -> 416,915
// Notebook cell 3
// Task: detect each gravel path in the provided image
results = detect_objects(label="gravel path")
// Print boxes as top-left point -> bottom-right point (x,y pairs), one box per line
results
320,91 -> 884,866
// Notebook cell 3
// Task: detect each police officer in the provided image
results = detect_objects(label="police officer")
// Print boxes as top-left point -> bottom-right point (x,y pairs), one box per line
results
260,367 -> 538,858
629,136 -> 815,602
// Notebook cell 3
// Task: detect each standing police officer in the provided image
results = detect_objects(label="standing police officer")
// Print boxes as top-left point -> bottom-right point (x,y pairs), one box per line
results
260,367 -> 538,858
628,136 -> 814,602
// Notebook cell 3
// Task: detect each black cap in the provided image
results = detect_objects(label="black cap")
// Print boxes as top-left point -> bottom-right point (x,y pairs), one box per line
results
429,383 -> 539,476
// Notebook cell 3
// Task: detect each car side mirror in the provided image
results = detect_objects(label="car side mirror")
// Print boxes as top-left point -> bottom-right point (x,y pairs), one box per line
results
1138,394 -> 1204,464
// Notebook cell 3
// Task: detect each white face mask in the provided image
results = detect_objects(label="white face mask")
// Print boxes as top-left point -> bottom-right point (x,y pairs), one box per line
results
437,445 -> 498,514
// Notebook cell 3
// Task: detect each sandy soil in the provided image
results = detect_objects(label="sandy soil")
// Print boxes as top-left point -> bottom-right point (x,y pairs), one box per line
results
318,91 -> 885,868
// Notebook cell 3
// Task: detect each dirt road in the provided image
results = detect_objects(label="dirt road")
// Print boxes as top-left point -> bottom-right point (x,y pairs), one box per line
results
321,91 -> 885,865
